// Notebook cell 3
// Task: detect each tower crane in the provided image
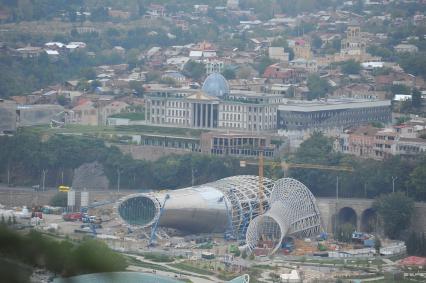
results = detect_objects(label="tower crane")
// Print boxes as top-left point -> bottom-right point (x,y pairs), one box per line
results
241,159 -> 354,178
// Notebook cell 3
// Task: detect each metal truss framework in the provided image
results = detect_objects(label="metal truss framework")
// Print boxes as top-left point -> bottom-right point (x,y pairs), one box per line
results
115,194 -> 162,228
210,175 -> 275,239
246,178 -> 322,255
115,176 -> 322,254
115,175 -> 275,239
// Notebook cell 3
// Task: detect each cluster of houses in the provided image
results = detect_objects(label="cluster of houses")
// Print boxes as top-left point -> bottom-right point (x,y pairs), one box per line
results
1,0 -> 426,162
335,118 -> 426,160
8,41 -> 87,60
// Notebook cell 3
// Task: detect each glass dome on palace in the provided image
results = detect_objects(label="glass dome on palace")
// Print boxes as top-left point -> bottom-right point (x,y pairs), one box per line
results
201,73 -> 230,97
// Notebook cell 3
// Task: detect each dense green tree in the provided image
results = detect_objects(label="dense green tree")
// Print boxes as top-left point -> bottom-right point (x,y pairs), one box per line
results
408,160 -> 426,200
391,84 -> 411,95
375,237 -> 382,255
340,60 -> 361,75
412,88 -> 422,108
256,56 -> 276,75
307,74 -> 332,100
366,45 -> 394,60
183,60 -> 206,81
398,52 -> 426,79
336,223 -> 355,243
57,95 -> 68,106
311,34 -> 323,49
129,81 -> 145,97
0,225 -> 127,278
373,192 -> 414,239
289,132 -> 345,196
222,68 -> 236,80
406,231 -> 426,256
49,192 -> 68,207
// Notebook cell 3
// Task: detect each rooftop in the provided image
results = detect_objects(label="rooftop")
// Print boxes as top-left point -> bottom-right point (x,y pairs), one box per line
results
278,99 -> 391,112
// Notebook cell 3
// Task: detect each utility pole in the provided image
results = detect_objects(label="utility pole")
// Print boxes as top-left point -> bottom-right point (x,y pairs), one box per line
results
364,183 -> 367,198
7,166 -> 10,186
336,176 -> 339,202
117,168 -> 121,193
392,176 -> 398,193
191,167 -> 195,186
42,169 -> 47,191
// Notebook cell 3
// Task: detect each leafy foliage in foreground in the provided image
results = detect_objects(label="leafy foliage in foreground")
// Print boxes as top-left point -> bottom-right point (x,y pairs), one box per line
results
0,225 -> 127,279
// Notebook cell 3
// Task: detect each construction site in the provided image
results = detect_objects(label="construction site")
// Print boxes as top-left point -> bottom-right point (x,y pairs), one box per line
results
0,156 -> 419,282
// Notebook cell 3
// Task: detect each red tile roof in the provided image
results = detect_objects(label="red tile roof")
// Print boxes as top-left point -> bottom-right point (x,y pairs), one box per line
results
399,256 -> 426,266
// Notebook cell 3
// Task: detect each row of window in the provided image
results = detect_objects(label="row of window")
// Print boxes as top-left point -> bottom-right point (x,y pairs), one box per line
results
168,109 -> 188,117
167,118 -> 188,125
376,136 -> 395,141
397,145 -> 425,152
211,148 -> 274,157
212,137 -> 266,147
375,144 -> 392,149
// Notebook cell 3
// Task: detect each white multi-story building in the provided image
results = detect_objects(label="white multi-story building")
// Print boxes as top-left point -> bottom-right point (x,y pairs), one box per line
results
145,74 -> 392,136
144,73 -> 282,132
205,59 -> 224,75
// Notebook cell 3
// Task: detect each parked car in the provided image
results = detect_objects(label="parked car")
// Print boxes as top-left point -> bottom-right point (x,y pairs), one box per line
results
63,212 -> 82,222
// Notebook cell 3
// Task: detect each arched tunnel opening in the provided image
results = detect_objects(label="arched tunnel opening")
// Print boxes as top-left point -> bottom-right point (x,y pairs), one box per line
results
118,196 -> 158,226
334,207 -> 358,242
338,207 -> 357,227
360,208 -> 377,233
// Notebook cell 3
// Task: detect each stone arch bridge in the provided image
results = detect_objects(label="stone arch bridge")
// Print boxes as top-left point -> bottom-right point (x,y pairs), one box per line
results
316,198 -> 426,235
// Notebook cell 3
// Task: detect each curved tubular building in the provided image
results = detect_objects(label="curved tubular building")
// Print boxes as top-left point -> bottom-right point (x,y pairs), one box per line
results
117,175 -> 275,237
245,178 -> 322,255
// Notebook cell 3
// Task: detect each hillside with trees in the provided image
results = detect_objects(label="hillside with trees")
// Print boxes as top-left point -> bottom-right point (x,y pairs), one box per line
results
1,130 -> 425,201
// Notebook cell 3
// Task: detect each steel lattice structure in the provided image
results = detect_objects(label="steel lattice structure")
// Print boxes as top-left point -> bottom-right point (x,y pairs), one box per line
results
116,176 -> 321,253
208,175 -> 274,238
116,175 -> 274,238
245,178 -> 322,255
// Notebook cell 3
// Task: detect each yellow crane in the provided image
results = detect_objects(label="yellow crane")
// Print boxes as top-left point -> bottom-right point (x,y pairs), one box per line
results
241,159 -> 354,178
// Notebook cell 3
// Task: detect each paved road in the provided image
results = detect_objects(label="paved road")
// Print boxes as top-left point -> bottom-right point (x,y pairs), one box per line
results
127,265 -> 214,283
125,254 -> 221,282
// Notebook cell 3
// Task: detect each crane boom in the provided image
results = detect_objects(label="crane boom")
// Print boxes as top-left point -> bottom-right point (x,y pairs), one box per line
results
242,160 -> 354,176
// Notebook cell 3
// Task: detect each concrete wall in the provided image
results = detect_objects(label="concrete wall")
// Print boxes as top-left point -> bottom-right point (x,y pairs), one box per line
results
0,187 -> 128,208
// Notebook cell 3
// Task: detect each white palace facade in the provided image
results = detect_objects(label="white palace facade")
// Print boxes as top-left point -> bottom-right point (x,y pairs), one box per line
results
144,73 -> 392,133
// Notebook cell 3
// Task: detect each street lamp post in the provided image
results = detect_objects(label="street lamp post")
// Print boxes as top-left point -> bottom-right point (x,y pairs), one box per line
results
392,176 -> 398,193
117,168 -> 121,193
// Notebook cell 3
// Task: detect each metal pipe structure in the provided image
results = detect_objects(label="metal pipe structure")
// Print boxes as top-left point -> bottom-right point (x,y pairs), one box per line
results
245,178 -> 322,255
116,175 -> 275,237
